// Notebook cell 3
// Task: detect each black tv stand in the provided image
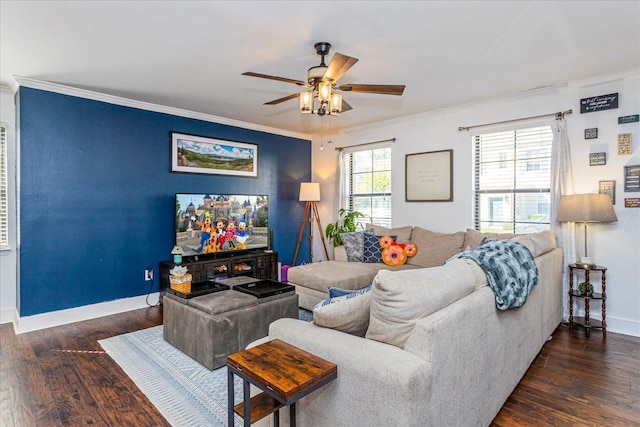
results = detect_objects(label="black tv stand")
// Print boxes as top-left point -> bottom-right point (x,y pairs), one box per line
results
158,249 -> 278,302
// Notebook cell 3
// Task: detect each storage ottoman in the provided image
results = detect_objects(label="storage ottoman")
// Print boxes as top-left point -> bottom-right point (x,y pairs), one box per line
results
163,288 -> 298,370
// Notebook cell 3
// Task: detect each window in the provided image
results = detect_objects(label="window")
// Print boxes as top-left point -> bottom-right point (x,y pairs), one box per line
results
0,123 -> 7,249
473,125 -> 552,234
341,145 -> 392,228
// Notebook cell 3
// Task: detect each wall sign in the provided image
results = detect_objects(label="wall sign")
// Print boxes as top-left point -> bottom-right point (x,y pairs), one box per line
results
584,128 -> 598,139
405,149 -> 453,202
618,114 -> 639,124
589,152 -> 606,166
624,198 -> 640,208
624,165 -> 640,192
598,180 -> 616,205
580,93 -> 618,113
617,133 -> 632,155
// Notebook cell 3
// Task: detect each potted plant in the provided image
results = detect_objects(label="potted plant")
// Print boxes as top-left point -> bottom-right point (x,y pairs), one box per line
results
325,208 -> 366,247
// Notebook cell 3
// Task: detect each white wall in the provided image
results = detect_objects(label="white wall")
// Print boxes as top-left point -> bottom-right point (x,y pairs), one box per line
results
0,87 -> 17,324
312,69 -> 640,337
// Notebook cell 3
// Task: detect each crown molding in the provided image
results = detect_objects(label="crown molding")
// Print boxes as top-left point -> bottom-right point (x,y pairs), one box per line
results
12,76 -> 311,141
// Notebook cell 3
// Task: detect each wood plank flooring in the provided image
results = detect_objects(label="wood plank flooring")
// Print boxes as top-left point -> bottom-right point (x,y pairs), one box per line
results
1,307 -> 638,426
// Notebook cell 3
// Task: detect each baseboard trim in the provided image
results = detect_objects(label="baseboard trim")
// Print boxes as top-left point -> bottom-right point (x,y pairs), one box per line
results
13,293 -> 161,334
571,310 -> 640,337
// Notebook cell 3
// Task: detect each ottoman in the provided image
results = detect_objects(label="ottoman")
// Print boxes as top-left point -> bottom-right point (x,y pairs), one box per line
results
163,289 -> 298,370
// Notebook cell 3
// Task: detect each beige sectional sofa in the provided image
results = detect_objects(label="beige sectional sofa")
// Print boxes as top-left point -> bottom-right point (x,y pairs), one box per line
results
263,228 -> 562,426
288,224 -> 515,310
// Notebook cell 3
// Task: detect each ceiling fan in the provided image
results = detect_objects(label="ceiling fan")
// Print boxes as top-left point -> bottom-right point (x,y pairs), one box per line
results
242,42 -> 405,117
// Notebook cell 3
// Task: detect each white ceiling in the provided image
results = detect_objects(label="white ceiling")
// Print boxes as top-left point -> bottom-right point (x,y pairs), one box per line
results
1,1 -> 639,137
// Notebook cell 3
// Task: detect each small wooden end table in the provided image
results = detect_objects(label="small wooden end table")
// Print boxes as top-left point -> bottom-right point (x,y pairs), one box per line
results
568,263 -> 607,338
227,339 -> 337,427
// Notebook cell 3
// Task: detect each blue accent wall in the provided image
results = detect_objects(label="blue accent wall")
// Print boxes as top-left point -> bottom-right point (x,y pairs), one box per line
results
18,87 -> 311,316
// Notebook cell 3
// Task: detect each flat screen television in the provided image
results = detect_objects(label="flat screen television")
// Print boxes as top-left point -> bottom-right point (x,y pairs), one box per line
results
175,193 -> 269,258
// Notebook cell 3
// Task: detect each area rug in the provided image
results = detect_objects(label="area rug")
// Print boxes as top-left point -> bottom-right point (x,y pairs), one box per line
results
98,309 -> 313,427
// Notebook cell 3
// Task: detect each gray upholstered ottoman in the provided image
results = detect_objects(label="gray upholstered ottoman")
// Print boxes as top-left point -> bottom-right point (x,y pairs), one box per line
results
163,289 -> 298,370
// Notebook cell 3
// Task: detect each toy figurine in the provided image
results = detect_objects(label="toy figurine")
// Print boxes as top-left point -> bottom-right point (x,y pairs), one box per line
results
235,221 -> 248,249
193,213 -> 213,253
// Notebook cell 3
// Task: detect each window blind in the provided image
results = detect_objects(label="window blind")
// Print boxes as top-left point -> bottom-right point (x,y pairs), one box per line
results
473,125 -> 552,233
344,145 -> 392,228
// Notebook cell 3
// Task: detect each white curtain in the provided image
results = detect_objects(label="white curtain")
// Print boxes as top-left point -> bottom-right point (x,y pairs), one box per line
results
336,149 -> 346,211
550,117 -> 576,321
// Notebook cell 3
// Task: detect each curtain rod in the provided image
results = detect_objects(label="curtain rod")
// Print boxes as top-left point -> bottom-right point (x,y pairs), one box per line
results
458,109 -> 572,132
335,138 -> 396,151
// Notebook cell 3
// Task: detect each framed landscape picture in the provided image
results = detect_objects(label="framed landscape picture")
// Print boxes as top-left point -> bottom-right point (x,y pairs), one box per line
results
171,132 -> 258,177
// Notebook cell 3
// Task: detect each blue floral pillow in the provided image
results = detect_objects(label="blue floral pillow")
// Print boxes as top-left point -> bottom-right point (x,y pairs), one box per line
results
341,231 -> 365,262
363,231 -> 396,263
328,284 -> 372,299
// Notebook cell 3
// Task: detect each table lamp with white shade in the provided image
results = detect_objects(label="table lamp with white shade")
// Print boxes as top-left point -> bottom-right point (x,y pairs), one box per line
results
556,193 -> 617,265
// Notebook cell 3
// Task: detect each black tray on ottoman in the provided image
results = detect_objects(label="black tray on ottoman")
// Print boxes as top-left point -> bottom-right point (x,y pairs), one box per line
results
167,281 -> 230,299
234,279 -> 295,299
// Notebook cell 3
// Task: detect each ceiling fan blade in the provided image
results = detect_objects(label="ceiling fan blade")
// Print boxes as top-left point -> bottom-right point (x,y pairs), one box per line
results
242,72 -> 308,87
341,99 -> 353,112
323,53 -> 359,82
264,93 -> 300,105
338,84 -> 405,96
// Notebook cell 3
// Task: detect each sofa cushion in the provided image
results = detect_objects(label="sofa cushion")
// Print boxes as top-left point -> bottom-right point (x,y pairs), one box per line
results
313,288 -> 372,337
366,259 -> 477,348
342,231 -> 365,262
287,261 -> 394,294
366,224 -> 413,243
407,227 -> 466,267
511,230 -> 556,257
363,232 -> 396,263
463,228 -> 517,249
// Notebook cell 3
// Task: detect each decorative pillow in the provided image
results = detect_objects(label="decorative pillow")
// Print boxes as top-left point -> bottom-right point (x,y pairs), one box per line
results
407,227 -> 466,268
313,287 -> 372,337
328,284 -> 372,299
365,260 -> 476,348
341,231 -> 365,262
379,236 -> 419,267
363,231 -> 396,263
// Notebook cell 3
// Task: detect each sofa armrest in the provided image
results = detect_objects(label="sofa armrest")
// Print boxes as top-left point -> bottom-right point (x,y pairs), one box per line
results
333,245 -> 348,262
268,318 -> 431,426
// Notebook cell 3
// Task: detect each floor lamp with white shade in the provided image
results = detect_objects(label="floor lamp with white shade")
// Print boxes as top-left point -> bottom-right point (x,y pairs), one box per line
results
292,182 -> 329,265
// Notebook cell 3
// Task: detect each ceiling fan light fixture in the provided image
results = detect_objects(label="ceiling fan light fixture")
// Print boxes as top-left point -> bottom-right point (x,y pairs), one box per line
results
300,91 -> 313,113
329,92 -> 342,115
318,82 -> 332,102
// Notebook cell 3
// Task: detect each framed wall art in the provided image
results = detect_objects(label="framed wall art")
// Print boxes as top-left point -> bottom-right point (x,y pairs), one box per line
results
598,180 -> 616,205
584,128 -> 598,139
624,165 -> 640,192
171,132 -> 258,177
405,149 -> 453,202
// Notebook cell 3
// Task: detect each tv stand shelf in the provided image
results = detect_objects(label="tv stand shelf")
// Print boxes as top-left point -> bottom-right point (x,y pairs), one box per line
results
159,250 -> 278,301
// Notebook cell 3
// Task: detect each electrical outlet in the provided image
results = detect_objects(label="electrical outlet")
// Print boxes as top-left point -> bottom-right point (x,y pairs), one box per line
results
145,268 -> 153,281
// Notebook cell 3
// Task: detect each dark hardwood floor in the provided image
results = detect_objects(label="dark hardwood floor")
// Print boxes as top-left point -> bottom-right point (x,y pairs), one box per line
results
1,307 -> 638,426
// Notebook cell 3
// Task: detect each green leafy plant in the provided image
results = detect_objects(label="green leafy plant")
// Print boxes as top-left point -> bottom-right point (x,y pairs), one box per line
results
325,209 -> 366,247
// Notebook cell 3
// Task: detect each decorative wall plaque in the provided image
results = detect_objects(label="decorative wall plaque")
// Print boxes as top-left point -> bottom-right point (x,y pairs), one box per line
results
624,165 -> 640,192
584,128 -> 598,139
598,180 -> 616,205
618,114 -> 639,124
618,133 -> 632,155
624,198 -> 640,208
580,93 -> 618,113
589,152 -> 606,166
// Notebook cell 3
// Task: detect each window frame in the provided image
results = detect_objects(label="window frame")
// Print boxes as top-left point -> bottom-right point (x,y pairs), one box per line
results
473,125 -> 553,234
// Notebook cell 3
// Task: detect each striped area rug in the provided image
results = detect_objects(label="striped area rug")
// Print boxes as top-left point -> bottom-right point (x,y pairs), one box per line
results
98,309 -> 313,427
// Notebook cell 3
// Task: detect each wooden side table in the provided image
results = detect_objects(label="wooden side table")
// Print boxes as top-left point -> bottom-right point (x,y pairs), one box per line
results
568,263 -> 607,338
227,339 -> 337,427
